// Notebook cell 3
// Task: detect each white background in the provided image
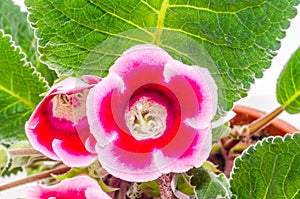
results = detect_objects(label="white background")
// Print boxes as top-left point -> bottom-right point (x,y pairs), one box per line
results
1,1 -> 300,198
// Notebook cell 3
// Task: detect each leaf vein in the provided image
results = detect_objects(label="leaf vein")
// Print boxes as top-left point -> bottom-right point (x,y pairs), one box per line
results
168,4 -> 263,15
140,0 -> 159,14
0,85 -> 35,109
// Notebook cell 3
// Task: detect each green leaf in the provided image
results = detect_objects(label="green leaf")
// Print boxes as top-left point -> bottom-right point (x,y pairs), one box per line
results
188,167 -> 232,199
141,180 -> 160,197
0,0 -> 35,63
54,167 -> 88,181
25,0 -> 300,113
230,133 -> 300,199
0,30 -> 48,141
212,123 -> 231,141
0,145 -> 10,175
175,173 -> 194,196
0,0 -> 57,85
1,141 -> 31,177
277,47 -> 300,114
202,161 -> 221,173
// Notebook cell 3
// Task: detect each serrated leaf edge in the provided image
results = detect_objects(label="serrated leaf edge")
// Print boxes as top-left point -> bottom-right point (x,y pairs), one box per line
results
0,29 -> 49,108
230,132 -> 299,179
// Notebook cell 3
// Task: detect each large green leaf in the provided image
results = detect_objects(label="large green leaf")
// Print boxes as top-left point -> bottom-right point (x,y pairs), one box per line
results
230,133 -> 300,199
277,46 -> 300,114
188,167 -> 234,199
25,0 -> 300,112
0,0 -> 34,63
0,0 -> 57,85
0,30 -> 48,141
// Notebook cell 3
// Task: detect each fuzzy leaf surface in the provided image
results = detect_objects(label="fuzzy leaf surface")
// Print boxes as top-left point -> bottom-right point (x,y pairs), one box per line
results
231,133 -> 300,199
188,167 -> 232,199
25,0 -> 300,112
277,47 -> 300,114
0,31 -> 47,141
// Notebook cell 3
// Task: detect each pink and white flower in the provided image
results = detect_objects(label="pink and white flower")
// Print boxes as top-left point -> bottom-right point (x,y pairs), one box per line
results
25,76 -> 100,167
87,44 -> 218,182
27,175 -> 111,199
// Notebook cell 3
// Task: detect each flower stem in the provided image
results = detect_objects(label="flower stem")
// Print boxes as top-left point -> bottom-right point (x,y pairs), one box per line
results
158,173 -> 176,199
223,106 -> 284,151
0,165 -> 70,191
221,147 -> 234,178
9,148 -> 43,156
248,106 -> 284,136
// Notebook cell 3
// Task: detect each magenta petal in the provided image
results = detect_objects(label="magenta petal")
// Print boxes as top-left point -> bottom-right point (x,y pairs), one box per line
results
82,75 -> 102,85
27,175 -> 111,199
109,44 -> 173,77
164,60 -> 218,129
96,144 -> 161,182
85,136 -> 97,153
50,77 -> 93,95
25,77 -> 97,167
87,74 -> 124,147
52,139 -> 96,167
87,44 -> 217,182
154,125 -> 212,173
25,119 -> 59,160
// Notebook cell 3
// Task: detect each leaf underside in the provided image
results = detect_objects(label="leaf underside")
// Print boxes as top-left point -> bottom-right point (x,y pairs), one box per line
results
230,133 -> 300,199
0,30 -> 47,141
25,0 -> 300,113
277,46 -> 300,114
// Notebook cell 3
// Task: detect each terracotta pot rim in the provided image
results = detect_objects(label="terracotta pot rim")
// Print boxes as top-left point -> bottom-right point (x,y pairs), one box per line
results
232,104 -> 299,136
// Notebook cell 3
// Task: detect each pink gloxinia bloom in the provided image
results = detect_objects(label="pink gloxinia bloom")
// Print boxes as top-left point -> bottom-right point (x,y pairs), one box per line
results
27,175 -> 111,199
25,76 -> 100,167
87,44 -> 217,182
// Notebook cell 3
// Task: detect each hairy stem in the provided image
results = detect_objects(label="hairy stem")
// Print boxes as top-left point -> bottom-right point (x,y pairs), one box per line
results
221,147 -> 234,178
223,106 -> 284,151
158,173 -> 176,199
9,148 -> 43,156
248,106 -> 284,135
0,165 -> 70,191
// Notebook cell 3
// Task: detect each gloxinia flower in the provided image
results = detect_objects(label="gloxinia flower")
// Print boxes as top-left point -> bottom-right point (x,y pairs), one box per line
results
27,175 -> 111,199
87,44 -> 217,182
25,76 -> 100,167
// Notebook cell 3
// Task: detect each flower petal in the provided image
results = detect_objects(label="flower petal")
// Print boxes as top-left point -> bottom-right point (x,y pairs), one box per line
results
96,144 -> 161,182
109,44 -> 173,78
164,60 -> 218,129
25,115 -> 59,160
50,77 -> 93,95
81,75 -> 102,85
27,175 -> 111,199
153,123 -> 211,173
26,77 -> 97,166
87,44 -> 217,182
87,74 -> 125,147
52,139 -> 96,167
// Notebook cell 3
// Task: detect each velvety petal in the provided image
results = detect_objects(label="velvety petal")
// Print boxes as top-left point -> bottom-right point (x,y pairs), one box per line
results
109,44 -> 173,78
26,77 -> 97,166
27,175 -> 111,199
86,74 -> 124,147
25,114 -> 59,160
154,125 -> 212,174
52,139 -> 96,167
95,144 -> 161,182
85,136 -> 97,153
164,60 -> 218,129
82,75 -> 102,85
50,77 -> 93,95
87,44 -> 217,182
